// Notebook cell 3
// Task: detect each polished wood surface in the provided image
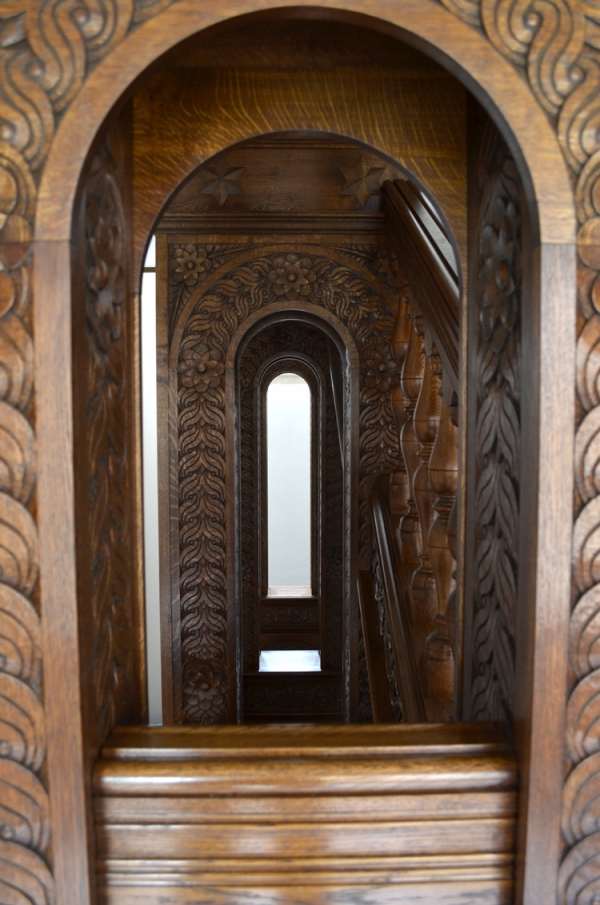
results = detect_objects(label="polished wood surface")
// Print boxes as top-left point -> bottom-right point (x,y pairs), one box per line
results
0,2 -> 583,904
94,723 -> 516,905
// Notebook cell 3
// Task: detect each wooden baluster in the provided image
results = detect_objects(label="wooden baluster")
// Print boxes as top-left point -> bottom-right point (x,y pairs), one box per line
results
389,287 -> 412,528
410,338 -> 442,645
397,296 -> 425,620
422,387 -> 458,721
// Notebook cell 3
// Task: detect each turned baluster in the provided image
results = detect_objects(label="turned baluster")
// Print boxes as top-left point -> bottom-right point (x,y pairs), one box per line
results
422,388 -> 458,720
397,297 -> 425,616
389,287 -> 412,528
410,339 -> 442,639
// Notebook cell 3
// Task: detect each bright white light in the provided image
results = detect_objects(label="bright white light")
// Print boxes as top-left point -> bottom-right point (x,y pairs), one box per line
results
267,373 -> 311,589
259,650 -> 321,672
141,267 -> 162,725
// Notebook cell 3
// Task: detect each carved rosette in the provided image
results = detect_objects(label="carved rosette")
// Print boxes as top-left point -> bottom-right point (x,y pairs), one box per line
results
470,143 -> 521,726
174,250 -> 398,722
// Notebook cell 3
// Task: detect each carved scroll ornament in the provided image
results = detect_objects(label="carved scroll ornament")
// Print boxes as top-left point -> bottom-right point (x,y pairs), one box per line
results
173,249 -> 399,722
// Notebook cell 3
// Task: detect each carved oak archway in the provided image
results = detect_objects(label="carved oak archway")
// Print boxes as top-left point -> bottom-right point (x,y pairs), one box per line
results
0,3 -> 586,905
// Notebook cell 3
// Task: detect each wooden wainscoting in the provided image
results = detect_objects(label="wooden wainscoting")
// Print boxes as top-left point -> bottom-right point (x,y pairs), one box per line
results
93,723 -> 516,905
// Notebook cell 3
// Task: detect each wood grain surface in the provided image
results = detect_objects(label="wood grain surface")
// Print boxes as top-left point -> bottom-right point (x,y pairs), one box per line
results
0,1 -> 583,904
94,722 -> 516,905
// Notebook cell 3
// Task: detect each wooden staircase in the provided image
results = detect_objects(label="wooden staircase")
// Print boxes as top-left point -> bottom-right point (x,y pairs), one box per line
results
94,723 -> 516,905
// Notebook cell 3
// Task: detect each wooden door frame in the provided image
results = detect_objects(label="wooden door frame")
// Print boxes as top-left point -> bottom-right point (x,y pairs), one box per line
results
10,2 -> 581,904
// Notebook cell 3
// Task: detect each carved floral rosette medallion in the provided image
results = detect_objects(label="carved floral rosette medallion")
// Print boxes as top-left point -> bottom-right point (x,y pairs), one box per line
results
172,249 -> 399,723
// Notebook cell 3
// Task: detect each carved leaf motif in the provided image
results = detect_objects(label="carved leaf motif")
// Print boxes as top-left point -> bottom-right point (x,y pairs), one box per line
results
470,135 -> 521,725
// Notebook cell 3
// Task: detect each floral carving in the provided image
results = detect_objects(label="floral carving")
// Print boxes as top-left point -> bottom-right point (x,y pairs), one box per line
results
171,244 -> 210,286
267,253 -> 317,297
364,345 -> 398,397
184,659 -> 227,721
178,344 -> 224,391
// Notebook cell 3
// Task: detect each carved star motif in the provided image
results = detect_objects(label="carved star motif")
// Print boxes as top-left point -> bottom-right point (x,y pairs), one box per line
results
198,158 -> 244,207
340,157 -> 386,207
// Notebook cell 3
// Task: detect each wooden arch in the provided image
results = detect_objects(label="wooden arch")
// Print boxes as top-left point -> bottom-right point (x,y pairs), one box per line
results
0,2 -> 590,905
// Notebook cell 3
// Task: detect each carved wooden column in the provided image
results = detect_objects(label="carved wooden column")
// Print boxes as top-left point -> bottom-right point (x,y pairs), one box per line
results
421,381 -> 458,721
389,286 -> 412,527
410,327 -> 442,643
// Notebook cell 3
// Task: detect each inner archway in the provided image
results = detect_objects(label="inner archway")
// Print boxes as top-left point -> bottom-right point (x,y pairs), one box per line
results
32,7 -> 576,904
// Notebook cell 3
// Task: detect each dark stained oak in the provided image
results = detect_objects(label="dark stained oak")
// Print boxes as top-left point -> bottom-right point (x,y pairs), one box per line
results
94,723 -> 516,905
0,2 -> 583,905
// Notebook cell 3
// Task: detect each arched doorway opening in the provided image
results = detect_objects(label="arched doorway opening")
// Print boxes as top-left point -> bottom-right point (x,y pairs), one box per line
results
30,7 -> 576,904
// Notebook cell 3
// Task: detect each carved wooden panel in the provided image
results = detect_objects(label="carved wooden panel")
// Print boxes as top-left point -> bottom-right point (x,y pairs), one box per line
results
81,135 -> 140,745
466,125 -> 522,727
170,246 -> 399,723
